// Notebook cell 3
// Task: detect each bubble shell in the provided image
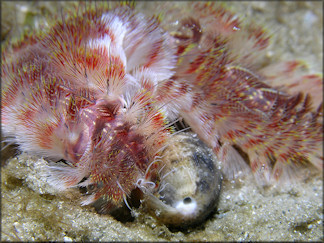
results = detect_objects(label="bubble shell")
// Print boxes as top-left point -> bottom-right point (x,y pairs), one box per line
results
143,133 -> 223,228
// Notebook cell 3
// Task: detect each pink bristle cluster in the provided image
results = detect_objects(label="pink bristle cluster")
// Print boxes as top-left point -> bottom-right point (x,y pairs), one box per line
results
157,2 -> 323,184
2,4 -> 175,209
1,2 -> 322,211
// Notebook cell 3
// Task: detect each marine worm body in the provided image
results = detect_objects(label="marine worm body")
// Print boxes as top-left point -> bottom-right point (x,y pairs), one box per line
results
1,2 -> 322,214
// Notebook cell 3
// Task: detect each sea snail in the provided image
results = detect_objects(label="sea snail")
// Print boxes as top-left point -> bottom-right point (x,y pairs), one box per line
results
142,132 -> 223,228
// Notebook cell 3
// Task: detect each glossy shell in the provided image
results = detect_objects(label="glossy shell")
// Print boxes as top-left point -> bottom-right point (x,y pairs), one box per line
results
143,132 -> 223,228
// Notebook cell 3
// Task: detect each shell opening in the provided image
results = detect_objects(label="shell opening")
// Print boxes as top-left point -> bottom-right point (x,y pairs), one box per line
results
174,197 -> 198,216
